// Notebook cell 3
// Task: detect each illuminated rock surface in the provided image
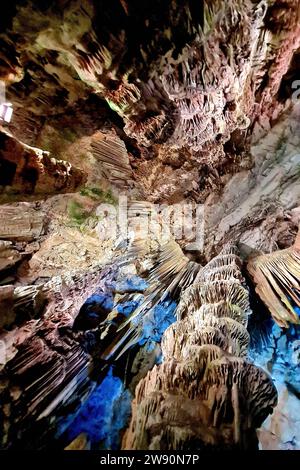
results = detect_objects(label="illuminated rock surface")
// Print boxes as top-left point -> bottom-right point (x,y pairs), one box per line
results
0,0 -> 299,450
123,245 -> 277,450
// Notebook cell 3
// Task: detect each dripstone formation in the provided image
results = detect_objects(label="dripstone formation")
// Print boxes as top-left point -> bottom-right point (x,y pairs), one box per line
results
0,0 -> 299,452
123,244 -> 278,450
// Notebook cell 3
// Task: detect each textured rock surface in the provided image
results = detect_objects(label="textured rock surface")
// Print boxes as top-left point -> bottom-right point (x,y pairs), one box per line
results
0,0 -> 299,452
203,105 -> 300,258
0,203 -> 45,241
123,245 -> 277,450
0,241 -> 21,273
258,383 -> 300,450
249,321 -> 300,450
0,264 -> 118,448
0,0 -> 299,205
248,227 -> 300,327
0,130 -> 86,201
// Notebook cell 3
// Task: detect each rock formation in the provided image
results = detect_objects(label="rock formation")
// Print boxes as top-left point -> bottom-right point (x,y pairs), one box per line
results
0,0 -> 299,452
123,244 -> 277,450
0,130 -> 86,201
248,227 -> 300,327
0,0 -> 298,205
0,264 -> 118,448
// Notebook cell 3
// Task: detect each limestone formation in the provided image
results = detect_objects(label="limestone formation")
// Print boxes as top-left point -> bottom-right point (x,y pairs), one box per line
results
0,264 -> 118,448
0,241 -> 22,273
0,0 -> 298,452
248,227 -> 300,328
91,134 -> 134,189
0,203 -> 45,241
0,131 -> 86,201
123,245 -> 277,450
1,1 -> 299,206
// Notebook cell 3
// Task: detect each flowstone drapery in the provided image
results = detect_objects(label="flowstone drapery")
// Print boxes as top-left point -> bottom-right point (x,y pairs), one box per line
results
123,244 -> 277,450
248,228 -> 300,328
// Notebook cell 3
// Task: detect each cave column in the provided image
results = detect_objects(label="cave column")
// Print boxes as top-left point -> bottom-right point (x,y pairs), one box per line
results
123,244 -> 277,450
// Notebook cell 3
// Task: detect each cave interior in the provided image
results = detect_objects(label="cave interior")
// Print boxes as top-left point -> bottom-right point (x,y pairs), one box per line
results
0,0 -> 300,452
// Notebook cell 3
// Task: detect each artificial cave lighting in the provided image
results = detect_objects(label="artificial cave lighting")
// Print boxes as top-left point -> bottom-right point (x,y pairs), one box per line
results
0,0 -> 299,459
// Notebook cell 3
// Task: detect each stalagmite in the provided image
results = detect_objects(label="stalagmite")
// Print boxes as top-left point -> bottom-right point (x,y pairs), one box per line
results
123,243 -> 277,450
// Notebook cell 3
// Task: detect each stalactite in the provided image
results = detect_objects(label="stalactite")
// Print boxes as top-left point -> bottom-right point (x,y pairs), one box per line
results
247,227 -> 300,328
0,131 -> 86,200
91,134 -> 134,189
103,239 -> 201,360
0,265 -> 118,448
123,243 -> 277,450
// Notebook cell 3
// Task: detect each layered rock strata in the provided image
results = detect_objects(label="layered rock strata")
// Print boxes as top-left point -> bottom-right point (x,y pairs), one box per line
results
123,244 -> 277,450
0,264 -> 118,448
